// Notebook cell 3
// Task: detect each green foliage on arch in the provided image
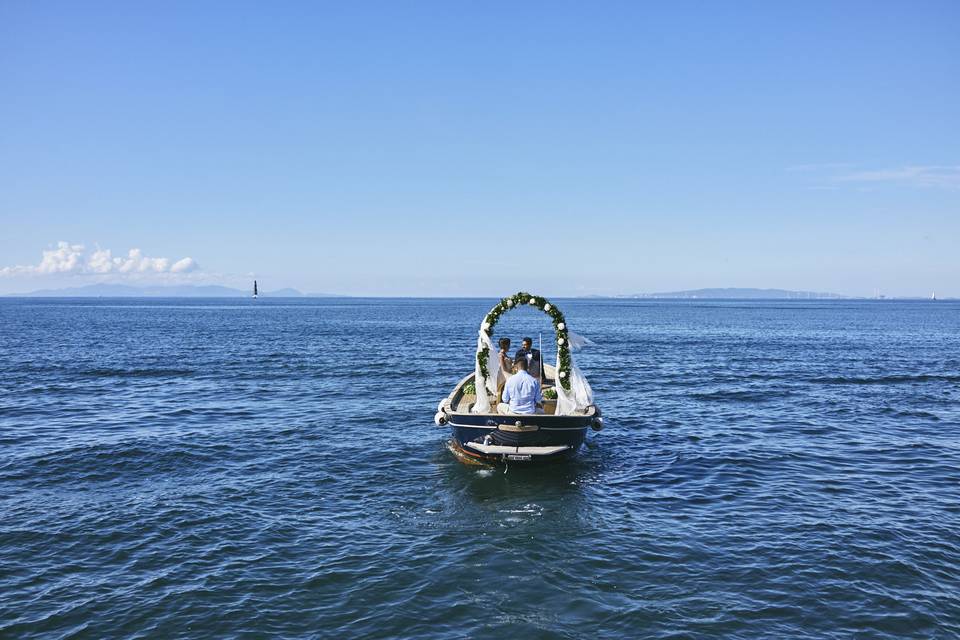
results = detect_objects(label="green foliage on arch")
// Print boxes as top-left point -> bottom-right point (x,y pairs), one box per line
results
477,291 -> 572,390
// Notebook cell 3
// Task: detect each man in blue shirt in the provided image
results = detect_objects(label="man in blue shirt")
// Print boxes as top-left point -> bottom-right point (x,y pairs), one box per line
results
498,356 -> 543,414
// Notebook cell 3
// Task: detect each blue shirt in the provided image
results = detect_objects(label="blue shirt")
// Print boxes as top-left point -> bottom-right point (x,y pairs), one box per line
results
502,370 -> 542,414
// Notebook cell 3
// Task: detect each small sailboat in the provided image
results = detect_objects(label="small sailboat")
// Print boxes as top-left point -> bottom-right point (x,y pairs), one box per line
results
932,292 -> 937,301
253,280 -> 258,299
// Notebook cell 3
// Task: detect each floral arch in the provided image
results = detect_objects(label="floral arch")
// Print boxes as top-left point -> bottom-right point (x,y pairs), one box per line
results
472,292 -> 593,415
477,291 -> 572,389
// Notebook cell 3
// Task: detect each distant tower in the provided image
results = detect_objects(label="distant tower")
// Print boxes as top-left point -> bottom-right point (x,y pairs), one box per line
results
253,280 -> 258,299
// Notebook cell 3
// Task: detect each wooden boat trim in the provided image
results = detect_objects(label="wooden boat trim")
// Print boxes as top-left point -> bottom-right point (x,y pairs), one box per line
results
497,423 -> 539,432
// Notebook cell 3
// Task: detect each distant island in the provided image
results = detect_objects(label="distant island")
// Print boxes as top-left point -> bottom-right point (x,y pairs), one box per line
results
8,284 -> 342,298
5,285 -> 949,300
626,288 -> 849,299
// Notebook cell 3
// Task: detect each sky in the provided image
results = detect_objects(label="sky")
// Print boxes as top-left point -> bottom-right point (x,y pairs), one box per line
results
1,1 -> 958,297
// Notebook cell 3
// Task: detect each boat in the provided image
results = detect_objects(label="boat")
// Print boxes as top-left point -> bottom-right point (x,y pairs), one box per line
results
253,280 -> 258,299
434,292 -> 602,464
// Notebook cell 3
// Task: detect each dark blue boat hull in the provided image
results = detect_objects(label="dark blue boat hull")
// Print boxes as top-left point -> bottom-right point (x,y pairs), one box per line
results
447,413 -> 591,463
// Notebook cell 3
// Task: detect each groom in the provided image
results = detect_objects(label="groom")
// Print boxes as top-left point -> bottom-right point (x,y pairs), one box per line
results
515,337 -> 541,379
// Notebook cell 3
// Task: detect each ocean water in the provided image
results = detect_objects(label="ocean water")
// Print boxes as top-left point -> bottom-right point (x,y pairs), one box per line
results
1,297 -> 959,639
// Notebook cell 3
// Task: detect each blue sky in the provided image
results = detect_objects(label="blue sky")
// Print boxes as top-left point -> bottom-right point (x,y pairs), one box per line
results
1,1 -> 957,296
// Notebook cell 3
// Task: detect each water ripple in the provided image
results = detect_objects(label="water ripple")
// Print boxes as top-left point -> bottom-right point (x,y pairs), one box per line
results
1,298 -> 959,638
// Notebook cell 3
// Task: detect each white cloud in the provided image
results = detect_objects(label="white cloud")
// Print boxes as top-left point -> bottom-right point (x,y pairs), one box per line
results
835,166 -> 960,189
0,241 -> 200,277
38,241 -> 85,274
171,257 -> 198,273
87,248 -> 115,273
789,164 -> 960,190
115,248 -> 171,273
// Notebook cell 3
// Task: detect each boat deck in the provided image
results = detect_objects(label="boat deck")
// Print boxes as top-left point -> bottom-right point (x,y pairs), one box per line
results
447,364 -> 592,417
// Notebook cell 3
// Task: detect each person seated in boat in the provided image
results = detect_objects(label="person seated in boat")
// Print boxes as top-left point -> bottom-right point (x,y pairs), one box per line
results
515,337 -> 542,379
495,337 -> 513,404
497,356 -> 543,415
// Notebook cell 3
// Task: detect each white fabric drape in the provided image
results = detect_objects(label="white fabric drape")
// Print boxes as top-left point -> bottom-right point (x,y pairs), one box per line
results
567,330 -> 595,351
555,330 -> 594,414
554,357 -> 593,415
470,329 -> 501,414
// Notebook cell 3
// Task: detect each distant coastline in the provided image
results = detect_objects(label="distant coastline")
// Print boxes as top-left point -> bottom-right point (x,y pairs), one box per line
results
4,284 -> 340,298
3,285 -> 953,300
621,287 -> 848,300
611,288 -> 951,300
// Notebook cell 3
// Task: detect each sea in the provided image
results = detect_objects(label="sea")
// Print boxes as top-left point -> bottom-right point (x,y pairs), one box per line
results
1,297 -> 958,639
